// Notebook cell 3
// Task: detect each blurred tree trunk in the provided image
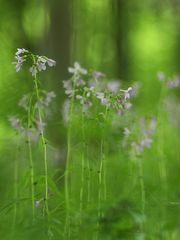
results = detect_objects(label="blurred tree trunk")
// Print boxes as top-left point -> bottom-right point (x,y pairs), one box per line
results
113,0 -> 129,80
48,0 -> 71,79
45,0 -> 72,147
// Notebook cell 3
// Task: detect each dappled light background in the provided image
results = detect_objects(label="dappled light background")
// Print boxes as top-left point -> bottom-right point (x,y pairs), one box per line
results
0,0 -> 180,239
0,0 -> 179,110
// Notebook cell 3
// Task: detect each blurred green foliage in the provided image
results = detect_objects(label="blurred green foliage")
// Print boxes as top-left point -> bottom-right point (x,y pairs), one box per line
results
0,0 -> 180,239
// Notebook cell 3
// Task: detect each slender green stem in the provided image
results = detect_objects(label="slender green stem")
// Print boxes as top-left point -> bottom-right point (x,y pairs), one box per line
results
27,96 -> 35,219
86,145 -> 91,205
157,84 -> 168,197
33,73 -> 49,214
98,107 -> 109,215
64,82 -> 75,239
156,84 -> 168,231
102,107 -> 108,201
137,155 -> 145,231
96,107 -> 109,240
13,148 -> 18,227
79,96 -> 86,222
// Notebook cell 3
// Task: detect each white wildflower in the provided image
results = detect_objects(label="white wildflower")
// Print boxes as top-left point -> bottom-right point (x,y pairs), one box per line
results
124,87 -> 133,100
15,48 -> 26,56
167,77 -> 180,88
18,94 -> 30,110
13,56 -> 24,72
107,80 -> 120,93
43,91 -> 56,106
47,58 -> 56,67
92,71 -> 105,79
124,127 -> 130,136
68,62 -> 87,75
8,116 -> 23,131
35,120 -> 46,132
157,71 -> 165,81
23,128 -> 39,142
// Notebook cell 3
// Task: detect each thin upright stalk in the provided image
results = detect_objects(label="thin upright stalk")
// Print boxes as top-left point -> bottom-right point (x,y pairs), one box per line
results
86,145 -> 91,205
137,155 -> 146,230
157,84 -> 168,197
102,107 -> 108,201
13,148 -> 18,227
156,84 -> 168,232
79,95 -> 86,222
27,96 -> 35,219
98,107 -> 108,214
64,82 -> 75,239
96,107 -> 109,240
34,73 -> 49,214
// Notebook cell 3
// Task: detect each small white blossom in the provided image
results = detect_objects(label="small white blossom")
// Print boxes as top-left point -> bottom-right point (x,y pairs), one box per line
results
37,62 -> 46,72
68,62 -> 87,75
65,89 -> 74,97
23,128 -> 39,142
92,71 -> 105,79
124,87 -> 133,100
62,100 -> 70,124
107,81 -> 120,93
35,120 -> 46,132
63,80 -> 72,92
76,79 -> 86,86
43,91 -> 56,106
9,116 -> 23,131
157,71 -> 165,81
36,57 -> 47,72
13,56 -> 24,72
15,48 -> 26,56
47,58 -> 56,67
124,127 -> 130,136
18,94 -> 30,110
101,97 -> 109,106
131,117 -> 156,154
167,77 -> 180,88
124,102 -> 132,110
141,138 -> 152,148
35,201 -> 40,208
96,92 -> 104,100
76,95 -> 85,104
36,56 -> 56,73
76,95 -> 83,100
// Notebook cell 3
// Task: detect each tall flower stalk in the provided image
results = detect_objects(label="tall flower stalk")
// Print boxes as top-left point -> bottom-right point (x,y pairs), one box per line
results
137,155 -> 146,232
27,95 -> 35,218
33,72 -> 49,214
12,48 -> 56,216
64,84 -> 75,239
79,92 -> 85,223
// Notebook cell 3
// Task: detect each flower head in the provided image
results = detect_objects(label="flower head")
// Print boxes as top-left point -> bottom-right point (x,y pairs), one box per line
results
13,48 -> 56,76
